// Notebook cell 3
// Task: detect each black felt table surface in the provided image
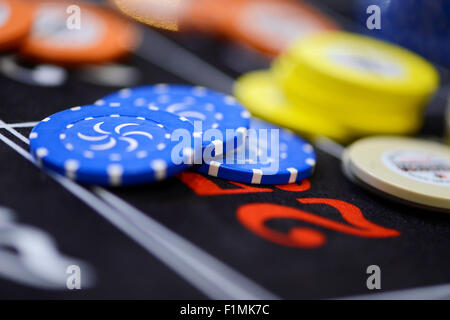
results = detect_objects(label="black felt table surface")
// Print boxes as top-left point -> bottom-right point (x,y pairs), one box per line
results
0,25 -> 449,300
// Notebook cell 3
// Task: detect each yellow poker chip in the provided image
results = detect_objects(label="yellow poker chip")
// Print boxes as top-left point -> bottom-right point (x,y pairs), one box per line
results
234,70 -> 352,143
273,31 -> 439,135
19,1 -> 140,66
272,56 -> 423,136
273,52 -> 418,117
282,81 -> 423,135
0,0 -> 33,51
285,31 -> 439,99
345,136 -> 450,212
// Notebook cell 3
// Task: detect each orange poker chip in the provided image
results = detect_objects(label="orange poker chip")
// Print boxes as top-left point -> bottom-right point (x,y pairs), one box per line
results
0,0 -> 33,51
182,0 -> 231,33
109,0 -> 221,33
110,0 -> 190,31
19,1 -> 140,66
205,0 -> 340,56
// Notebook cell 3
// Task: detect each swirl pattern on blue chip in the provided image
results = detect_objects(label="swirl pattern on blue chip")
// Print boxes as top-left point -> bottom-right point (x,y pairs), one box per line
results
97,84 -> 251,157
29,105 -> 196,186
198,118 -> 316,185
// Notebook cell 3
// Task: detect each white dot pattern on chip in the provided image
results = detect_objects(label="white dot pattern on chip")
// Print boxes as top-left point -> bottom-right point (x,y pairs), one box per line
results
287,168 -> 298,183
183,147 -> 194,165
137,151 -> 147,158
119,89 -> 131,98
83,151 -> 94,158
158,95 -> 170,103
36,147 -> 48,158
241,111 -> 250,118
306,158 -> 316,166
154,84 -> 168,93
193,86 -> 207,96
303,144 -> 313,153
151,159 -> 167,181
109,153 -> 121,161
65,159 -> 80,179
134,98 -> 146,106
184,96 -> 195,104
251,169 -> 263,184
107,164 -> 124,186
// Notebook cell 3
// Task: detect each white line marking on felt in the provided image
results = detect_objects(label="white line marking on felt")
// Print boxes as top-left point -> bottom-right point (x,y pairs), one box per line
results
135,27 -> 235,94
0,121 -> 39,128
338,283 -> 450,300
94,187 -> 278,300
312,136 -> 345,160
0,122 -> 278,300
0,131 -> 34,162
0,120 -> 30,145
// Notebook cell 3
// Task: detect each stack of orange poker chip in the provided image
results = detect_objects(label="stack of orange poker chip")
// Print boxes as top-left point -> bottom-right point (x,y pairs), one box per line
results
110,0 -> 339,57
219,0 -> 339,56
19,1 -> 140,66
0,0 -> 33,51
110,0 -> 190,31
181,0 -> 228,33
109,0 -> 223,33
185,0 -> 339,56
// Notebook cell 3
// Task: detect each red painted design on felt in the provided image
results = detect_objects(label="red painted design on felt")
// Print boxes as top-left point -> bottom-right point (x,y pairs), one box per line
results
178,172 -> 272,195
179,172 -> 311,195
237,198 -> 400,248
275,179 -> 311,192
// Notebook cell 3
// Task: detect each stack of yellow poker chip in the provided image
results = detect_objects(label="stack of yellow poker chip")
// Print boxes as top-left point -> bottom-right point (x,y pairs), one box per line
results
234,70 -> 351,142
234,31 -> 440,143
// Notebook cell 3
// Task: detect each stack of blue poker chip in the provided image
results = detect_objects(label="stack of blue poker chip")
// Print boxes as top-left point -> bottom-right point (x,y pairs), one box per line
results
98,84 -> 251,158
29,104 -> 196,186
198,118 -> 317,185
355,0 -> 450,68
30,84 -> 316,186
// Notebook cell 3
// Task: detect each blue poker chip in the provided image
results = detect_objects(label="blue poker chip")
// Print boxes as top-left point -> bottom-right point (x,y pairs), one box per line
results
97,84 -> 251,157
197,118 -> 316,185
29,105 -> 196,186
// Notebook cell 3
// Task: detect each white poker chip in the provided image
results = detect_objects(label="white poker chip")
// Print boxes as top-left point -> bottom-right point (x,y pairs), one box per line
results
344,136 -> 450,212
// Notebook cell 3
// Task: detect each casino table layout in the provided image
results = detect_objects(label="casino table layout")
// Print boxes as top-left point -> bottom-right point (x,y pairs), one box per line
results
0,1 -> 449,300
